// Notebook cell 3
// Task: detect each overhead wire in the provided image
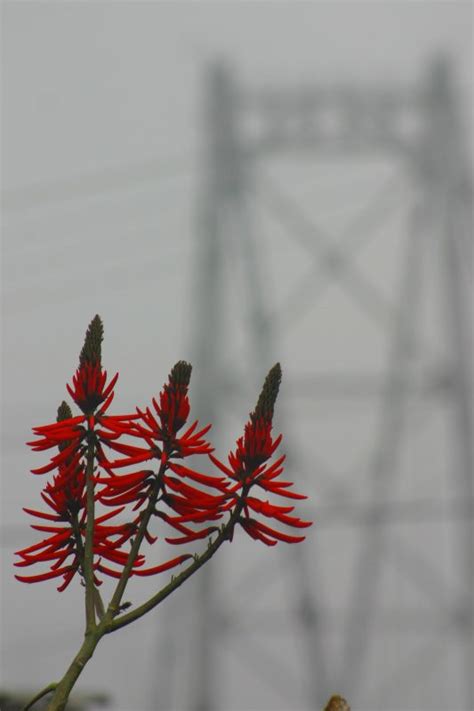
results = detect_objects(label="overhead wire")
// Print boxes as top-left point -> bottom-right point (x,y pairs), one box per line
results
2,153 -> 194,212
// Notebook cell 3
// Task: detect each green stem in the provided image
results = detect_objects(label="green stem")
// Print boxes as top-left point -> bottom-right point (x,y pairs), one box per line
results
106,486 -> 248,633
84,436 -> 97,631
70,510 -> 105,622
23,683 -> 57,710
35,469 -> 247,709
45,630 -> 102,711
106,464 -> 166,618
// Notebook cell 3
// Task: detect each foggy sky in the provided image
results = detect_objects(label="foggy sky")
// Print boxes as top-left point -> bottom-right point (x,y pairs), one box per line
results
2,2 -> 472,710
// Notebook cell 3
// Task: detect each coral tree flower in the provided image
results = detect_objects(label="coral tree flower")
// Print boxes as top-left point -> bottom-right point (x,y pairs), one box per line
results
97,361 -> 228,556
27,318 -> 123,477
16,314 -> 312,598
103,361 -> 213,468
15,316 -> 145,588
67,315 -> 118,416
210,364 -> 312,546
15,400 -> 139,590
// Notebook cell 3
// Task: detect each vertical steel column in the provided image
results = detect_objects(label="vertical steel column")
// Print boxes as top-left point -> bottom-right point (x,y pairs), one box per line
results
423,58 -> 473,711
340,198 -> 427,701
190,61 -> 246,711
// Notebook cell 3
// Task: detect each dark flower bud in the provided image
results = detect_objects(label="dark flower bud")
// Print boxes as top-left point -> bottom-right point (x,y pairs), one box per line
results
56,401 -> 74,452
159,362 -> 193,435
79,315 -> 104,367
57,401 -> 73,423
168,361 -> 192,389
251,363 -> 282,424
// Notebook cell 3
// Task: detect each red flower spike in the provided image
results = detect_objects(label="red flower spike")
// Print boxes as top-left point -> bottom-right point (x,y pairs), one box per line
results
17,390 -> 144,589
94,360 -> 223,541
111,361 -> 212,467
15,463 -> 139,588
209,364 -> 312,546
19,317 -> 312,600
64,316 -> 119,415
67,363 -> 119,416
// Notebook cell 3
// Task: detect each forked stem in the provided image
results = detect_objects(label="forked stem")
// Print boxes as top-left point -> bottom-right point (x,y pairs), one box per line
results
23,683 -> 57,710
41,486 -> 248,709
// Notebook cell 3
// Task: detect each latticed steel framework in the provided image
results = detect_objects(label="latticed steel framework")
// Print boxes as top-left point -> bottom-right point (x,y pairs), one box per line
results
156,56 -> 473,711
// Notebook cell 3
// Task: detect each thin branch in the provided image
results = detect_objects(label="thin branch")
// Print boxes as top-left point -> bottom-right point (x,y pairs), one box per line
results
106,465 -> 166,618
84,437 -> 97,631
106,489 -> 248,633
70,508 -> 105,623
22,682 -> 57,710
41,630 -> 101,711
94,586 -> 106,620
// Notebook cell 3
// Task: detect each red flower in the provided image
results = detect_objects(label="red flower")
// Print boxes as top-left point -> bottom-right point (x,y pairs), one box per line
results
96,362 -> 227,545
65,315 -> 119,416
16,316 -> 145,589
209,364 -> 312,546
98,362 -> 215,478
95,470 -> 155,511
225,417 -> 282,483
17,315 -> 313,599
67,361 -> 118,416
14,459 -> 140,590
103,362 -> 213,470
27,316 -> 126,477
28,399 -> 87,476
27,409 -> 126,477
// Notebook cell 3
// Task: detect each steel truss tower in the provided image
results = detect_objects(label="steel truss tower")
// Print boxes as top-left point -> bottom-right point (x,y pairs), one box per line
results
156,56 -> 473,711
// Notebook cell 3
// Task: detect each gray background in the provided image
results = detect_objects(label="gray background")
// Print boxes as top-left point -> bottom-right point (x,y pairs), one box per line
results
1,2 -> 473,710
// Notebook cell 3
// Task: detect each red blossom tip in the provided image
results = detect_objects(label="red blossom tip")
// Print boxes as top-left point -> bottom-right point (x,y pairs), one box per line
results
67,363 -> 119,415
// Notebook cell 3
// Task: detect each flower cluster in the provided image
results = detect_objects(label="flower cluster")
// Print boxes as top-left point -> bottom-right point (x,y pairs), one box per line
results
210,364 -> 312,545
15,316 -> 312,594
15,319 -> 142,590
96,361 -> 228,550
